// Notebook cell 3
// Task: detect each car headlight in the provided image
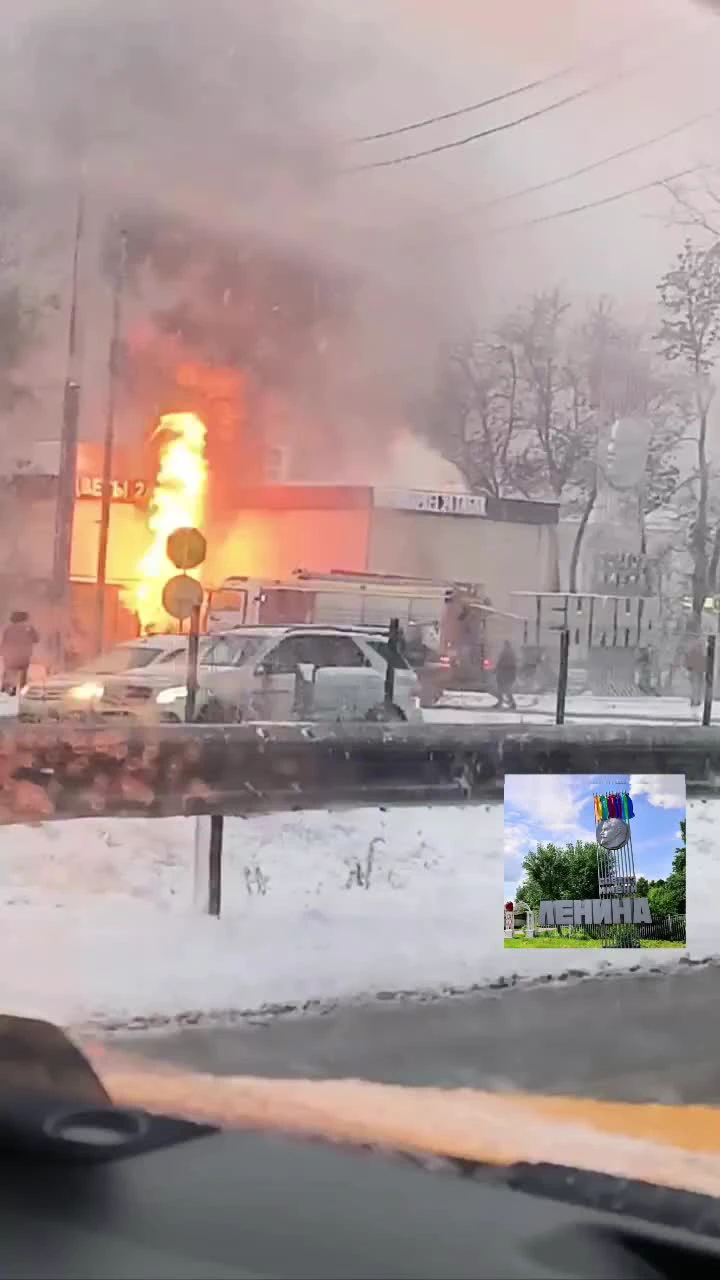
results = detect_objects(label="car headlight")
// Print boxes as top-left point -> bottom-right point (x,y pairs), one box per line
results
69,682 -> 105,701
156,685 -> 187,705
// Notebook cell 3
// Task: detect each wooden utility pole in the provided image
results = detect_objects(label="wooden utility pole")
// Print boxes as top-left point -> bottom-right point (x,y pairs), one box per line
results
50,187 -> 84,669
95,227 -> 128,654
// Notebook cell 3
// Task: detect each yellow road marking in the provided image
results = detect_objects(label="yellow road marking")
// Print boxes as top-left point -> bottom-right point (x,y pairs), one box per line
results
83,1043 -> 720,1199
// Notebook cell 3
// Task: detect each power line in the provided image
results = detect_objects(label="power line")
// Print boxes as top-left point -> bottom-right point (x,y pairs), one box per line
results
342,28 -> 715,173
455,106 -> 720,220
395,163 -> 706,250
350,19 -> 689,146
493,163 -> 706,234
392,109 -> 718,246
349,28 -> 657,144
343,67 -> 654,173
351,70 -> 577,145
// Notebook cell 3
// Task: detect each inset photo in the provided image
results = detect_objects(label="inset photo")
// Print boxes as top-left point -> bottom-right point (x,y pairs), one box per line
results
503,774 -> 686,950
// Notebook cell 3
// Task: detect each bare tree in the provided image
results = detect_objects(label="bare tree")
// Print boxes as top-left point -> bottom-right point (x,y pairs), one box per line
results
664,171 -> 720,242
429,290 -> 687,591
428,292 -> 600,502
424,332 -> 524,497
656,238 -> 720,626
503,291 -> 598,502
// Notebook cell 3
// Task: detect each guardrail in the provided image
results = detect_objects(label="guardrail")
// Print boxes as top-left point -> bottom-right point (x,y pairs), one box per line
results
0,720 -> 717,828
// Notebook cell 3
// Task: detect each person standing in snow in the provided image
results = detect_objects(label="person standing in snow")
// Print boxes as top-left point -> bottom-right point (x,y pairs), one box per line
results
1,611 -> 39,695
494,639 -> 518,710
684,632 -> 706,708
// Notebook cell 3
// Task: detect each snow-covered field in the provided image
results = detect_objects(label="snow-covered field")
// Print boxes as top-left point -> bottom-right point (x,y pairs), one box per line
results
0,797 -> 716,1029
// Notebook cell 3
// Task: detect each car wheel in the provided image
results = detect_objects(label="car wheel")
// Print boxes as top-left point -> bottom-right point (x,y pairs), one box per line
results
365,703 -> 407,723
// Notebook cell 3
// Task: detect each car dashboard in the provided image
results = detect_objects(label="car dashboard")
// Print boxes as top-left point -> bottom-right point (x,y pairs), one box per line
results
3,1087 -> 720,1280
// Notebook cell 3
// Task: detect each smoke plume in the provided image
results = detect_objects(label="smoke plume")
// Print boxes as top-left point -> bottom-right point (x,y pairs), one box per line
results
0,0 -> 491,478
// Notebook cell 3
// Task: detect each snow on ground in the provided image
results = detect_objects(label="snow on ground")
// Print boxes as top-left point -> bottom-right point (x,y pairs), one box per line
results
0,797 -> 716,1028
1,691 -> 712,730
428,693 -> 710,726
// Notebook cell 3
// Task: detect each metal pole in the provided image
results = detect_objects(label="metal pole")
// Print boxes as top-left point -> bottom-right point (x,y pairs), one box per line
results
555,628 -> 570,725
208,813 -> 224,917
703,633 -> 716,726
185,605 -> 201,723
385,617 -> 400,708
95,228 -> 128,654
50,188 -> 84,669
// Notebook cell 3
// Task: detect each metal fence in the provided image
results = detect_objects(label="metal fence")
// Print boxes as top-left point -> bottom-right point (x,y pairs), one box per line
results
551,916 -> 686,947
0,719 -> 701,917
0,720 -> 714,827
547,628 -> 718,726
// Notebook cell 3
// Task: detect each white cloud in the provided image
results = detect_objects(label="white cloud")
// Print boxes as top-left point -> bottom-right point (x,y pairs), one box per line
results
504,774 -> 590,840
630,775 -> 686,811
503,820 -> 533,875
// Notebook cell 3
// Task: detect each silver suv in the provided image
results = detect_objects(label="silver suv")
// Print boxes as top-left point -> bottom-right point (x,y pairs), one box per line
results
26,627 -> 423,725
20,636 -> 200,721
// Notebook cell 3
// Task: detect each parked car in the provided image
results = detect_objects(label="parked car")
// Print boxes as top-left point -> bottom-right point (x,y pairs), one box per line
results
20,627 -> 423,725
19,636 -> 201,721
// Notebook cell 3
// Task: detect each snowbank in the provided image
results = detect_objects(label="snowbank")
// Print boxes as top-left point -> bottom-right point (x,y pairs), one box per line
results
0,799 -> 715,1028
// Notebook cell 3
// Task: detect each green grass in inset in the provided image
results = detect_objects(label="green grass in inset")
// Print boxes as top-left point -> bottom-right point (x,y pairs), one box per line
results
504,936 -> 685,949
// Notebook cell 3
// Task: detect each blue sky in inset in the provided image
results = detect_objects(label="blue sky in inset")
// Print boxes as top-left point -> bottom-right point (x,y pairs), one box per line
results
503,774 -> 686,902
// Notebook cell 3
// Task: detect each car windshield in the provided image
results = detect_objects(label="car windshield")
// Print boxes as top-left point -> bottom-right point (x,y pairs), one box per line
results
2,0 -> 716,1233
201,635 -> 267,666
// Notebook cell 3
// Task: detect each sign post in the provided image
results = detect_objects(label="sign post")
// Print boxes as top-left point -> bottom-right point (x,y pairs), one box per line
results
555,628 -> 570,725
185,605 -> 201,723
163,525 -> 222,918
703,634 -> 716,727
384,618 -> 400,709
164,524 -> 207,726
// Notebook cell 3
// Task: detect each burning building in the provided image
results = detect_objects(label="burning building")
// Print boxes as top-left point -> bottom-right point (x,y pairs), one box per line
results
0,409 -> 559,667
71,432 -> 559,646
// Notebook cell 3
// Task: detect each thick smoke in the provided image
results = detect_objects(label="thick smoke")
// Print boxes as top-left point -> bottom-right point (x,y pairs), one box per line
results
0,0 -> 708,483
0,0 -> 490,478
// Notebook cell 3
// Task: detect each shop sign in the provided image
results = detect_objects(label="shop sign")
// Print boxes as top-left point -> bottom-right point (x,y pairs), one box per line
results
76,475 -> 147,503
374,488 -> 487,516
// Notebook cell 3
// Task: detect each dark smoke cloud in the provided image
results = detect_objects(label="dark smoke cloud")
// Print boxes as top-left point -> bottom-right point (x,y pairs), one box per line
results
0,0 -> 485,474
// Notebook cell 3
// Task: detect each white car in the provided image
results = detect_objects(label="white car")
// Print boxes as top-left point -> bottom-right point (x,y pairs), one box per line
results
19,636 -> 201,721
33,627 -> 424,725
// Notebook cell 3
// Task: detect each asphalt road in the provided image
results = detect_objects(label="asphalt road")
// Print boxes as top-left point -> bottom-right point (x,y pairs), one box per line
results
113,963 -> 720,1105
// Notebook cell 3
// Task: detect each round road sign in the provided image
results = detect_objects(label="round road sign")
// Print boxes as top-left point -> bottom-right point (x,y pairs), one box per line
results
167,526 -> 207,571
162,573 -> 204,621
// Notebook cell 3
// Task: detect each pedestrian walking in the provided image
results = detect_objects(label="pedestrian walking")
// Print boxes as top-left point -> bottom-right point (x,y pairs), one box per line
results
1,611 -> 39,696
684,632 -> 705,708
494,639 -> 518,710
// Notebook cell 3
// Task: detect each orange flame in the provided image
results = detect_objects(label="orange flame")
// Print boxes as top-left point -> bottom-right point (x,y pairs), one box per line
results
124,412 -> 208,632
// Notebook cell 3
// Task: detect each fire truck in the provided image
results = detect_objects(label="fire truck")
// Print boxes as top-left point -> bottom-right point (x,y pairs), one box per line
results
205,570 -> 524,702
207,570 -> 446,632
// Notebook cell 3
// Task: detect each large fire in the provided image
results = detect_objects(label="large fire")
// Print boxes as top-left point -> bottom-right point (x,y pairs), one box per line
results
125,412 -> 208,632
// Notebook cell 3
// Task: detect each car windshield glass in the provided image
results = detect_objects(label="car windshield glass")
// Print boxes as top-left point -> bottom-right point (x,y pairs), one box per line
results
201,636 -> 267,666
